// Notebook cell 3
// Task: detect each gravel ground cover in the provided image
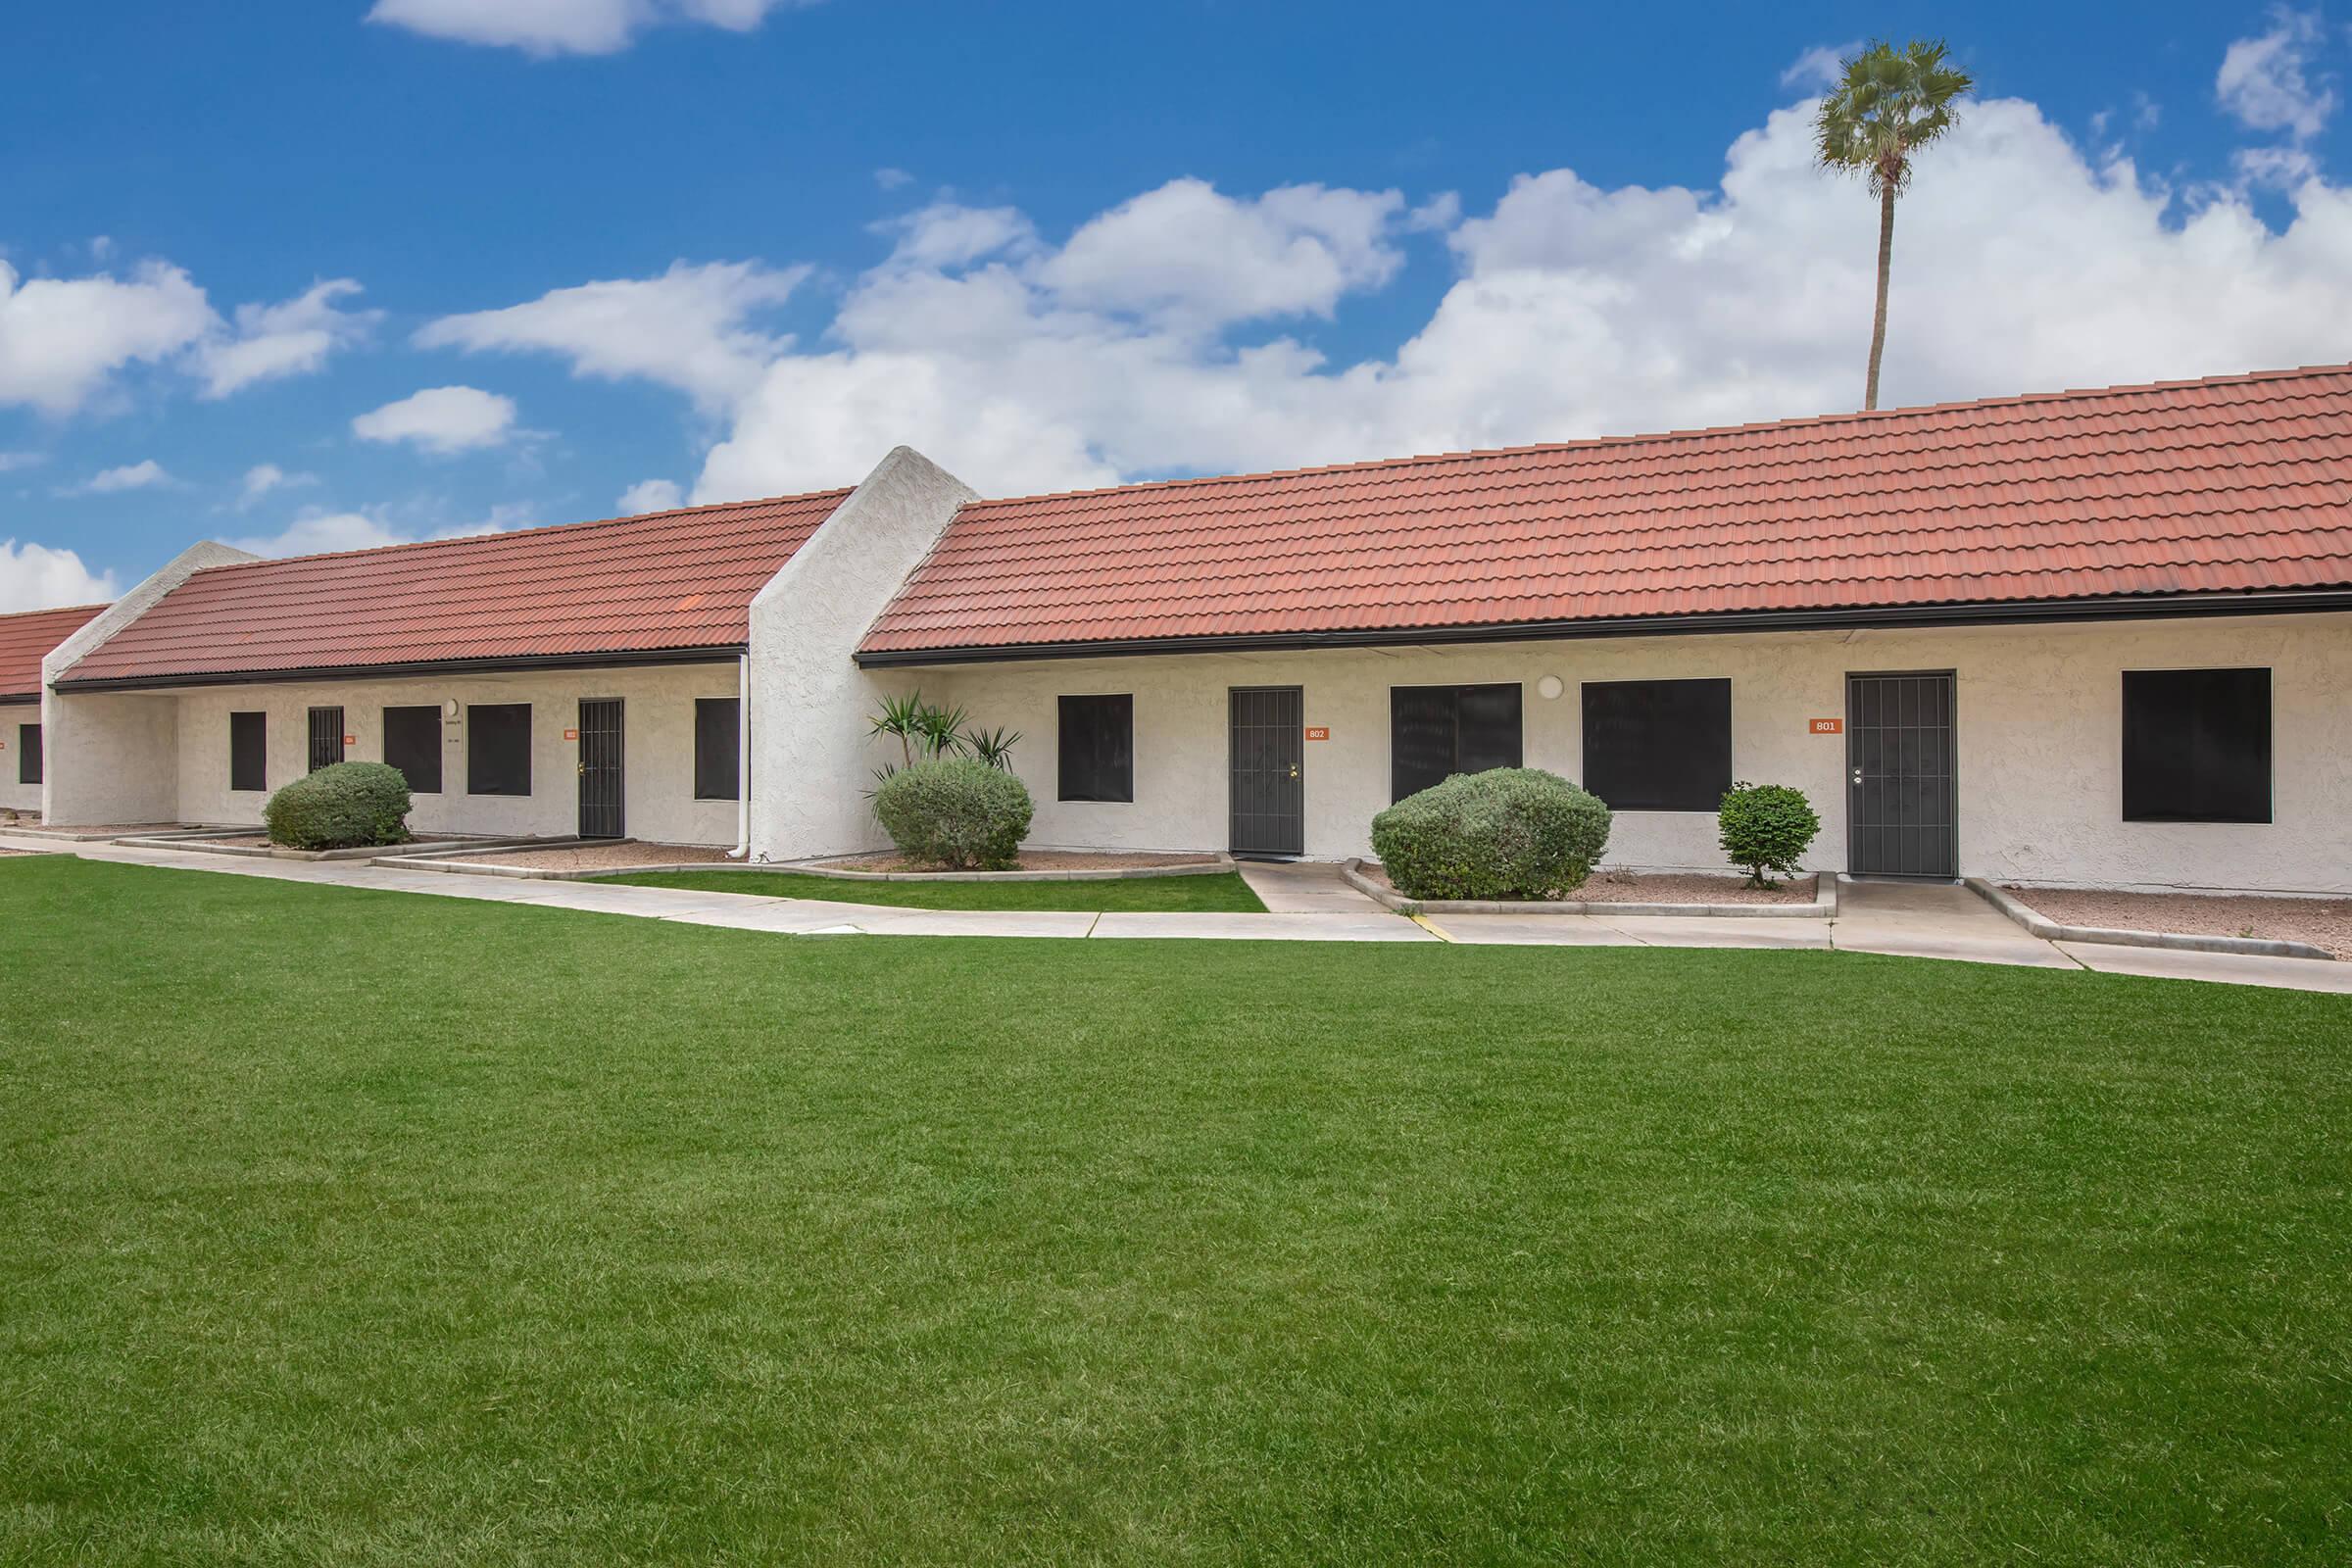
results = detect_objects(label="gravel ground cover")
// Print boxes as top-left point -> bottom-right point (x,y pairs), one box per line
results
2006,886 -> 2352,959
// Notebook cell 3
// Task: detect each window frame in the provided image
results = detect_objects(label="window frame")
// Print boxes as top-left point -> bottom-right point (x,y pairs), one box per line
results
1057,693 -> 1135,804
693,697 -> 741,802
17,721 -> 41,787
382,706 -> 444,796
1388,682 -> 1524,802
1579,677 -> 1733,813
2121,666 -> 2273,825
466,703 -> 534,799
228,710 -> 268,793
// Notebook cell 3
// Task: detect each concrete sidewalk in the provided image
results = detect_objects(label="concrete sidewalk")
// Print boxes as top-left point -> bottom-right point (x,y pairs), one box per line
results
7,834 -> 2350,993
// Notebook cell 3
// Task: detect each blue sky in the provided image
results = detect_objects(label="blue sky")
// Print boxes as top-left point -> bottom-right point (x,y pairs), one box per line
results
3,1 -> 2343,609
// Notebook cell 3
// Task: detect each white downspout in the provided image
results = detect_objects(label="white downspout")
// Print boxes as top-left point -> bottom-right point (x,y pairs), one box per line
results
728,651 -> 753,858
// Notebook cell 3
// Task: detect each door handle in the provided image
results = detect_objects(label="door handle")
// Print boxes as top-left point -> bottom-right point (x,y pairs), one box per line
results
1851,768 -> 1863,786
1289,765 -> 1299,779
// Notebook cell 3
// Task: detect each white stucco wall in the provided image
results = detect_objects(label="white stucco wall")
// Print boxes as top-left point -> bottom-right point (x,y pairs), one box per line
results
911,612 -> 2352,895
749,446 -> 978,862
0,706 -> 44,814
167,663 -> 745,842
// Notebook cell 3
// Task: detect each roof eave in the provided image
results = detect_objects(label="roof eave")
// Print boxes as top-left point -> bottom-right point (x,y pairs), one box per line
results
853,588 -> 2352,667
50,643 -> 748,695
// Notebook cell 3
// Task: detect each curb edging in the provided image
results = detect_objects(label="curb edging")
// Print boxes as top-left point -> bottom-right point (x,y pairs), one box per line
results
1965,877 -> 2336,962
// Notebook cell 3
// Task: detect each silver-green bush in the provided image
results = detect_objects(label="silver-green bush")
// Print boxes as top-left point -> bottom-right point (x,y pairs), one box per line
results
1370,767 -> 1612,901
262,760 -> 414,851
872,758 -> 1034,870
1717,781 -> 1821,888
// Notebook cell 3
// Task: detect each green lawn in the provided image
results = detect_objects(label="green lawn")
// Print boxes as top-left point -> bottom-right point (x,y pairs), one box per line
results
599,866 -> 1268,911
3,855 -> 2348,1565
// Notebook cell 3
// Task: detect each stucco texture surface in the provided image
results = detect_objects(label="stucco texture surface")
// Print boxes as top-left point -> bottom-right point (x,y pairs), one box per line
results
915,612 -> 2352,894
161,663 -> 744,845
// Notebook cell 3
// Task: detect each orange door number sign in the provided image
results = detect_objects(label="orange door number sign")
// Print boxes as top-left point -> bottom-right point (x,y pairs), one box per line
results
1810,717 -> 1843,735
1303,726 -> 1330,741
343,734 -> 357,747
564,728 -> 580,741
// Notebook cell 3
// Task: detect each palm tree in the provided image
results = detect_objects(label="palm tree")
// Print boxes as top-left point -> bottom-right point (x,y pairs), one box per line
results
1814,39 -> 1974,411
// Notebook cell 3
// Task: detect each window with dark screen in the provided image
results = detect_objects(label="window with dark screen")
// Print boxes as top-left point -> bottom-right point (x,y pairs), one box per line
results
695,698 -> 741,801
2122,668 -> 2271,823
382,707 -> 443,794
466,704 -> 532,797
1580,678 -> 1731,811
1057,694 -> 1133,802
229,711 -> 267,792
1389,684 -> 1523,801
17,722 -> 41,786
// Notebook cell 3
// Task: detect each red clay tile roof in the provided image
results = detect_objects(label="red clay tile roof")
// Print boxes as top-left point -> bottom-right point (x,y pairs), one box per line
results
859,365 -> 2352,660
0,603 -> 108,701
61,491 -> 852,687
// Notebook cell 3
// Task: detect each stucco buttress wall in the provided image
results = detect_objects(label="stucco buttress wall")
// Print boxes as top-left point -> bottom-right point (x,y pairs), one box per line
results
748,447 -> 978,862
39,541 -> 258,826
919,612 -> 2352,895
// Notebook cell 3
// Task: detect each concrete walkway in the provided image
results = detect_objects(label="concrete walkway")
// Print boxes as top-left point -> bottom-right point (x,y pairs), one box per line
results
6,834 -> 2349,993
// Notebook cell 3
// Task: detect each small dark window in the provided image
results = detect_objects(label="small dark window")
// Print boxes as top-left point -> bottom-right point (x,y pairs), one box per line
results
17,722 -> 41,787
308,707 -> 345,772
229,711 -> 268,792
2123,668 -> 2271,823
1582,678 -> 1732,811
1390,683 -> 1523,801
466,704 -> 532,797
695,698 -> 741,801
1058,694 -> 1134,803
382,706 -> 443,794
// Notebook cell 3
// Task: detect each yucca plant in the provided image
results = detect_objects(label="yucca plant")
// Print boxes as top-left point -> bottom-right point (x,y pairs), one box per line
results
961,726 -> 1023,770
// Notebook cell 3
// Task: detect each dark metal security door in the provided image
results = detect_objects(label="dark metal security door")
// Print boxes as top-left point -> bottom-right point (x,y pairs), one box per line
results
307,707 -> 345,772
577,699 -> 625,839
1229,686 -> 1304,857
1846,671 -> 1956,878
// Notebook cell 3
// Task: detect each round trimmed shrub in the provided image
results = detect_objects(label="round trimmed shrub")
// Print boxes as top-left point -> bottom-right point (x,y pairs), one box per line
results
263,760 -> 414,851
1370,767 -> 1612,902
873,757 -> 1034,870
1718,781 -> 1821,889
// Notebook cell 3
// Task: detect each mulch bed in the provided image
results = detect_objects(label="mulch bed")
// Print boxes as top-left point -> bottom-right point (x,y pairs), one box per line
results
2004,886 -> 2352,960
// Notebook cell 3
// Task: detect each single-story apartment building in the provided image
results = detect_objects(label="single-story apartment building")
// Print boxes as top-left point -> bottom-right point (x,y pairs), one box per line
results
28,364 -> 2352,894
1,602 -> 108,816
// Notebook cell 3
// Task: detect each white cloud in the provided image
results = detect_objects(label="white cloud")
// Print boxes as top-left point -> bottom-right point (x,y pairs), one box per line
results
415,71 -> 2352,508
0,539 -> 119,612
1780,42 -> 1858,90
0,260 -> 215,416
238,463 -> 318,507
0,452 -> 43,472
59,459 -> 175,496
225,504 -> 528,559
417,260 -> 806,408
366,0 -> 819,57
1038,179 -> 1406,327
351,386 -> 519,454
2218,9 -> 2336,140
874,167 -> 915,191
192,279 -> 378,399
615,477 -> 684,514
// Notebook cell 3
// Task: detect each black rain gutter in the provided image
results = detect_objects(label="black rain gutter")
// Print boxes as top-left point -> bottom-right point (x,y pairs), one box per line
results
0,693 -> 37,706
853,590 -> 2352,668
50,645 -> 747,695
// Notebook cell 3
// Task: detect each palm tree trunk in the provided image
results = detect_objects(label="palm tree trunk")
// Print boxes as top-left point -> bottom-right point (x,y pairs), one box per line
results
1865,182 -> 1895,411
